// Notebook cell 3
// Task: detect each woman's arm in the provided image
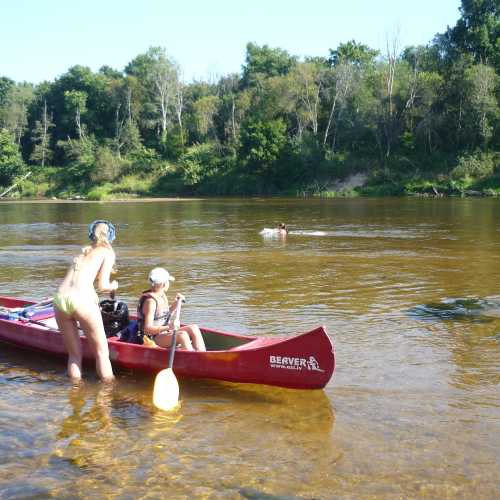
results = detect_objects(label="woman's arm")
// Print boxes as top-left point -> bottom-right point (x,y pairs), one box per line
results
96,248 -> 118,292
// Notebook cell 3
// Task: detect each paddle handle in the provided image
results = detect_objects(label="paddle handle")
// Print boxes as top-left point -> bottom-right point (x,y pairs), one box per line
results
167,299 -> 183,369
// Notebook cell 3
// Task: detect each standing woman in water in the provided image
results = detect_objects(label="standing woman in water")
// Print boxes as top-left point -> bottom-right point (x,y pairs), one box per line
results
53,220 -> 118,382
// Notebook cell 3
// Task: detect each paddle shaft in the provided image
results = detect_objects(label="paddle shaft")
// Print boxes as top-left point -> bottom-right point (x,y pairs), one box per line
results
167,299 -> 183,369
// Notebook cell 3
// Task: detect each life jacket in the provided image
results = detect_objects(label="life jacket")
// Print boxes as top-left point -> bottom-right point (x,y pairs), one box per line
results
137,292 -> 171,335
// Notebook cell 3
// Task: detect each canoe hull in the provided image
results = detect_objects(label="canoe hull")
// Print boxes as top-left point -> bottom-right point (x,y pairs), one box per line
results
0,296 -> 335,389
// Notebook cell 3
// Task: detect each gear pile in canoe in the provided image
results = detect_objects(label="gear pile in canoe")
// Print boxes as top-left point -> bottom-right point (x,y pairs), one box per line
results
0,295 -> 335,390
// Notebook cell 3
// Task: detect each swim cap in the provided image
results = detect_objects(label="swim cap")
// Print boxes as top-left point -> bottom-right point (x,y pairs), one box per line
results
88,220 -> 116,243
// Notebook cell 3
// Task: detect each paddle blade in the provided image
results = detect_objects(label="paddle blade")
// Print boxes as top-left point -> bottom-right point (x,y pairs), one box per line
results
153,368 -> 179,411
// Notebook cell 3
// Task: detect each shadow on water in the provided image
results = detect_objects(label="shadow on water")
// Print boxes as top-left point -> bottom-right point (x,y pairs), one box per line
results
408,297 -> 500,323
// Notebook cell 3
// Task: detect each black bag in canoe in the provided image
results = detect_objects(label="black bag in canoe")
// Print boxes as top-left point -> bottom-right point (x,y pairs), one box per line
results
99,299 -> 129,337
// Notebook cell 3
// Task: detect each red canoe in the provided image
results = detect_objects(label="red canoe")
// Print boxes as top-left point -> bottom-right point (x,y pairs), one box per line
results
0,296 -> 335,390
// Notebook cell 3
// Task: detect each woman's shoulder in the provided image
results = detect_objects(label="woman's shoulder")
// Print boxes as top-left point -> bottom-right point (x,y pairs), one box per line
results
139,291 -> 157,304
91,244 -> 115,258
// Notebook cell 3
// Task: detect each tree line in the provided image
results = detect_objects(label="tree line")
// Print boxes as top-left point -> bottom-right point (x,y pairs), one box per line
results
0,0 -> 499,198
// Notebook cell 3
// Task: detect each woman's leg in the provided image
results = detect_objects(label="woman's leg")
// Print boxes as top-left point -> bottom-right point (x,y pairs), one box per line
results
155,330 -> 194,350
55,308 -> 83,380
183,324 -> 206,351
74,303 -> 114,383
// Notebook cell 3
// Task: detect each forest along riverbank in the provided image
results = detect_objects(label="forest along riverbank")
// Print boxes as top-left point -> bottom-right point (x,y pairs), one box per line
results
1,2 -> 500,201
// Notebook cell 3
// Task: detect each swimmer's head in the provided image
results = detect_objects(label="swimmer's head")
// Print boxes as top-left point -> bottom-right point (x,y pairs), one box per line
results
88,220 -> 116,245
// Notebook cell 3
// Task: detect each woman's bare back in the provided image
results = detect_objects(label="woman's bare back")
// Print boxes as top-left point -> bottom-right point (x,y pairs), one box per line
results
59,246 -> 115,295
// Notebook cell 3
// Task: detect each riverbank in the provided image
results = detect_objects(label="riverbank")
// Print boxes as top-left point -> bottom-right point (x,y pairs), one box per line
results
2,162 -> 499,201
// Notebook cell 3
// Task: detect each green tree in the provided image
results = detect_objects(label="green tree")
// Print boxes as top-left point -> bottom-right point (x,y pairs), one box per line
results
46,65 -> 114,146
56,136 -> 96,188
0,83 -> 34,145
0,77 -> 14,108
286,62 -> 324,139
328,40 -> 379,67
242,43 -> 297,87
239,118 -> 287,178
443,0 -> 500,70
30,99 -> 54,167
126,47 -> 180,145
193,95 -> 220,140
463,63 -> 498,147
0,128 -> 25,186
64,90 -> 87,139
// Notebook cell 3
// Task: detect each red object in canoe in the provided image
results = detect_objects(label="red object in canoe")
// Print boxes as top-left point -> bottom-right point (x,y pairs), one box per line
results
0,296 -> 335,390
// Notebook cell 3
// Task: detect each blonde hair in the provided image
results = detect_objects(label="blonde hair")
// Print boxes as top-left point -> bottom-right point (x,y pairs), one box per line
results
82,222 -> 112,255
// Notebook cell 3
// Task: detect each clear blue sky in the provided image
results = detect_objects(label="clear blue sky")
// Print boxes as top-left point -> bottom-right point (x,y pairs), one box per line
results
2,0 -> 462,83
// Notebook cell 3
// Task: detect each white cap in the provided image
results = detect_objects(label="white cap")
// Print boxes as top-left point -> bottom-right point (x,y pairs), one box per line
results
148,267 -> 175,284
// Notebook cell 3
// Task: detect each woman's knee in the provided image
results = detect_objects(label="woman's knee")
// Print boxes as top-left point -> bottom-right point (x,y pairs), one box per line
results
177,331 -> 193,350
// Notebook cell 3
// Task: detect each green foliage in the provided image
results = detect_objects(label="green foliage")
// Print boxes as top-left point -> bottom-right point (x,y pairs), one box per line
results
92,146 -> 125,182
87,184 -> 113,200
126,146 -> 162,174
0,77 -> 14,107
445,0 -> 500,70
0,128 -> 25,186
239,119 -> 287,179
17,179 -> 50,198
242,43 -> 297,87
56,137 -> 96,187
451,152 -> 496,179
328,40 -> 379,67
0,82 -> 35,144
192,96 -> 220,140
179,142 -> 220,186
111,174 -> 154,194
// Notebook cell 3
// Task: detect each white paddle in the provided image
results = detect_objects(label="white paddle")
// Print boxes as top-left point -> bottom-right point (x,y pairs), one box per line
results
152,298 -> 183,411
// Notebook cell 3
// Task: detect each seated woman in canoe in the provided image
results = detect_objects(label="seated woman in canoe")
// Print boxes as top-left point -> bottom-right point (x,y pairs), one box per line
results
53,220 -> 118,383
138,267 -> 206,351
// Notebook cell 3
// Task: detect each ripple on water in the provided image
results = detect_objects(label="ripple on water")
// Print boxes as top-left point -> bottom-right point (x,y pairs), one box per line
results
408,297 -> 500,322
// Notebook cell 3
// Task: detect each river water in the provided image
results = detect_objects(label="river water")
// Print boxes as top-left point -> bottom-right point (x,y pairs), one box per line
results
0,197 -> 499,499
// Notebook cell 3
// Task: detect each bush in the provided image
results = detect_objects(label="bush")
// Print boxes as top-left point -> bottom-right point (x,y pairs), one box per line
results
359,183 -> 404,196
125,146 -> 162,175
56,137 -> 96,187
91,146 -> 125,182
87,184 -> 112,201
179,142 -> 221,186
110,175 -> 154,195
18,179 -> 51,198
451,152 -> 495,180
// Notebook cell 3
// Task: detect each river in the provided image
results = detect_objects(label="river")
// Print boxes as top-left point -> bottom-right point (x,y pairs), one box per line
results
0,197 -> 499,498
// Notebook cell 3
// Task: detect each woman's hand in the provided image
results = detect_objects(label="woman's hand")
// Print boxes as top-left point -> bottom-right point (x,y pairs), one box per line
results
109,280 -> 119,291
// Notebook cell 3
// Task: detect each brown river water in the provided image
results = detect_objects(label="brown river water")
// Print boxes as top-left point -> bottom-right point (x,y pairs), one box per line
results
0,197 -> 499,499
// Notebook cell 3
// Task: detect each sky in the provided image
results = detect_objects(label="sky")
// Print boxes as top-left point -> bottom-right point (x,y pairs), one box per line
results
2,0 -> 462,84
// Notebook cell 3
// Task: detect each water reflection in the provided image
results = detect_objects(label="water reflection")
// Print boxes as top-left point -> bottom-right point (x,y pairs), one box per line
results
43,375 -> 336,497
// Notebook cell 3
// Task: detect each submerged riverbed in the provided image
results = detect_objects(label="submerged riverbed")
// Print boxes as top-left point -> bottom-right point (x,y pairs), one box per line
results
0,197 -> 499,498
